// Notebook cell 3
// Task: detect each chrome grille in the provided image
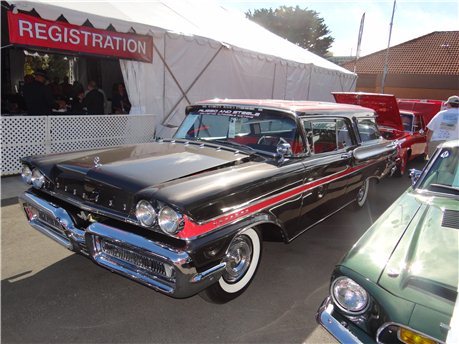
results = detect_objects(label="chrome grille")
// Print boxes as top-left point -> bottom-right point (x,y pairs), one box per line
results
100,240 -> 169,278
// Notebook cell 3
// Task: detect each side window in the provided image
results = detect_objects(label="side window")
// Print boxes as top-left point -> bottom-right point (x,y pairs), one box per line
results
337,119 -> 353,148
303,120 -> 337,154
356,118 -> 381,142
413,115 -> 423,132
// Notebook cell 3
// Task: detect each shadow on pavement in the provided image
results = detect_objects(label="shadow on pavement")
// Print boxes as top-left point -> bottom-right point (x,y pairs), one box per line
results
1,159 -> 425,343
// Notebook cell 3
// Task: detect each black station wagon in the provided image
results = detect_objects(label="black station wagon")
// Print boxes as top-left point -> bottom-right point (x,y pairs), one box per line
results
19,99 -> 397,303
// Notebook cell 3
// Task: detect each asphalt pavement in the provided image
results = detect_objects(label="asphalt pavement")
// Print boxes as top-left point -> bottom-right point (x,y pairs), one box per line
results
1,159 -> 425,343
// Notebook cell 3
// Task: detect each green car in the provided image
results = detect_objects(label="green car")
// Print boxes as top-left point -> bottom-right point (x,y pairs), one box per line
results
317,139 -> 459,344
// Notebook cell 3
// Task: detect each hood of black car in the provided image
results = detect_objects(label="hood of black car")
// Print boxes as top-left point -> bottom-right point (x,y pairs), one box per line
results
25,141 -> 254,212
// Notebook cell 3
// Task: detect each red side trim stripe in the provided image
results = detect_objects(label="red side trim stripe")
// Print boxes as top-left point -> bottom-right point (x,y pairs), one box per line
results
179,163 -> 370,239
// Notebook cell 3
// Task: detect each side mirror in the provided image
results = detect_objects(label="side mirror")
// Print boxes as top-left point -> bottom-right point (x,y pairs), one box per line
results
277,142 -> 293,162
409,169 -> 422,186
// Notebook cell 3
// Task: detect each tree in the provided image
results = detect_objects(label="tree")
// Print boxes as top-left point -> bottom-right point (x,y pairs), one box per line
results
246,6 -> 334,57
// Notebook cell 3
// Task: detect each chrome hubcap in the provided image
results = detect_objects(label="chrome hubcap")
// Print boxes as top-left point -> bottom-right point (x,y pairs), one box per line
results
223,235 -> 252,283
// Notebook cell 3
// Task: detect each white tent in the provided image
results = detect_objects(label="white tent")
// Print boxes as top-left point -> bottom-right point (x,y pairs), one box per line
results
8,0 -> 356,136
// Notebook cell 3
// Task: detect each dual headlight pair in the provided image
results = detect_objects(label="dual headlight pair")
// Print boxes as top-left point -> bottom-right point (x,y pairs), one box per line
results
135,200 -> 182,236
21,165 -> 45,189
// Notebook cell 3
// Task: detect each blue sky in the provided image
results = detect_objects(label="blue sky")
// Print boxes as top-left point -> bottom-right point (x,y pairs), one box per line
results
218,0 -> 459,56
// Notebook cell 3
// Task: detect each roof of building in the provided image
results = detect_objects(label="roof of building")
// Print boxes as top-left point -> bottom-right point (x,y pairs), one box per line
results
343,31 -> 459,75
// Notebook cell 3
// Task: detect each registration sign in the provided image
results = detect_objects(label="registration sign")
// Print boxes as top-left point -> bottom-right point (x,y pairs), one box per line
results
7,11 -> 153,63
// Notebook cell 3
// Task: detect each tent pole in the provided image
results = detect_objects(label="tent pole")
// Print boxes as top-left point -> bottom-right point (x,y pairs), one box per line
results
271,63 -> 277,99
153,39 -> 191,104
162,35 -> 166,123
161,45 -> 224,126
306,66 -> 313,100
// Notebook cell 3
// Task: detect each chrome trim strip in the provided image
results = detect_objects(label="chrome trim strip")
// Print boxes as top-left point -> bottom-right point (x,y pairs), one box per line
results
376,322 -> 445,344
317,297 -> 364,344
288,199 -> 355,242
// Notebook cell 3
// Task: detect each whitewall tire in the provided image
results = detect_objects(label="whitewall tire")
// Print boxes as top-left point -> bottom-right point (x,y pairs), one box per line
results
202,227 -> 262,303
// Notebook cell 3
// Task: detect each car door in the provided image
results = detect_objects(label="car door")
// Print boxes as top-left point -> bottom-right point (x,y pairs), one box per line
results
291,117 -> 353,239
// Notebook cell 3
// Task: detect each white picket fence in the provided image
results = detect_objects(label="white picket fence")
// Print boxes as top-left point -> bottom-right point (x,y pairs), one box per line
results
1,114 -> 158,175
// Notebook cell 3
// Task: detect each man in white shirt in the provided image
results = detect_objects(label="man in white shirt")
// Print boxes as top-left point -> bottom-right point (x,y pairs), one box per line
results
426,95 -> 459,159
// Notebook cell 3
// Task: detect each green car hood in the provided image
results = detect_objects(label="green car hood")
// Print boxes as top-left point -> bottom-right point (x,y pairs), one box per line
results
378,193 -> 458,314
341,189 -> 458,315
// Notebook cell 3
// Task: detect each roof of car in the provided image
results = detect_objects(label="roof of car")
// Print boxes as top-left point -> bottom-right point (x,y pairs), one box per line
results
441,139 -> 459,148
193,98 -> 373,115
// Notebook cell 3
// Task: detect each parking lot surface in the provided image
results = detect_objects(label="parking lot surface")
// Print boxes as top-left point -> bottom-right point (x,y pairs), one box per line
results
1,161 -> 423,343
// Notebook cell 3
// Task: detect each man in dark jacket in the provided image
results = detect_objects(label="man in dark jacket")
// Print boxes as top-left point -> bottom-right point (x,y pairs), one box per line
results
83,81 -> 104,115
23,69 -> 55,115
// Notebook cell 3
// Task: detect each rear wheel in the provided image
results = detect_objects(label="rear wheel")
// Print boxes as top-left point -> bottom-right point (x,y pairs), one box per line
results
202,228 -> 262,303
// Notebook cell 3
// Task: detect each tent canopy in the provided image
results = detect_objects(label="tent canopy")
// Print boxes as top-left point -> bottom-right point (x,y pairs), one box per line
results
7,0 -> 356,136
9,0 -> 353,74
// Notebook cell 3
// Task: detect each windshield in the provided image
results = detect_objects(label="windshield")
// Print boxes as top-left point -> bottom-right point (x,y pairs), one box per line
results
418,146 -> 459,195
400,113 -> 414,132
175,108 -> 303,154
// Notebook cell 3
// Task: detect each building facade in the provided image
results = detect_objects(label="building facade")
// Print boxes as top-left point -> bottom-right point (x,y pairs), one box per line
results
342,31 -> 459,100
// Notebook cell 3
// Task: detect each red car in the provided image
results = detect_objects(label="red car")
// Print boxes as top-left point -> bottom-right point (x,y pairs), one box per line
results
333,93 -> 443,176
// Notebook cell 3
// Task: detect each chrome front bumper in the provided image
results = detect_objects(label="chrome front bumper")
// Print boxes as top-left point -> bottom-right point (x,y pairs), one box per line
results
316,297 -> 367,344
19,191 -> 227,298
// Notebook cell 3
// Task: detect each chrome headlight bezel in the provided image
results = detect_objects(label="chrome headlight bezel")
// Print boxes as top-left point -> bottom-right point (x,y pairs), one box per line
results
331,276 -> 369,315
31,168 -> 45,188
21,165 -> 33,184
135,200 -> 157,227
158,206 -> 182,235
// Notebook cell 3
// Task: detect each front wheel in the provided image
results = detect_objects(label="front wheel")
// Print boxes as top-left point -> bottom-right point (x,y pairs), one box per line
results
353,178 -> 370,209
202,228 -> 262,303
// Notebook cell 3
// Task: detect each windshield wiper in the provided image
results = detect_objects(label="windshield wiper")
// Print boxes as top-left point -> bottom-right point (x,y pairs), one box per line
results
427,183 -> 459,195
210,139 -> 256,153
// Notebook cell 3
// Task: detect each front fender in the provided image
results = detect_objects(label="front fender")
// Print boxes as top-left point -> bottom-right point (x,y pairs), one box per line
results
185,211 -> 285,269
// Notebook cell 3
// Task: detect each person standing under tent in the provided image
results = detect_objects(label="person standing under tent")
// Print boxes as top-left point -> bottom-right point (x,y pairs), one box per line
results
23,69 -> 55,115
83,81 -> 104,115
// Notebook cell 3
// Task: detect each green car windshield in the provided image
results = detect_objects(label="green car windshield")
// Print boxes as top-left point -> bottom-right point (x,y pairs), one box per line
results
418,146 -> 459,195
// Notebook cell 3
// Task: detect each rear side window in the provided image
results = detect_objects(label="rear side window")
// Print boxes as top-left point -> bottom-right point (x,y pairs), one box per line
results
356,118 -> 381,142
303,118 -> 353,154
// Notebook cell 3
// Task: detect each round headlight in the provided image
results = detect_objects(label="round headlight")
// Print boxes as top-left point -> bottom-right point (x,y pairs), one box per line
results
135,200 -> 157,227
31,169 -> 45,188
21,165 -> 33,184
331,276 -> 369,314
158,206 -> 182,235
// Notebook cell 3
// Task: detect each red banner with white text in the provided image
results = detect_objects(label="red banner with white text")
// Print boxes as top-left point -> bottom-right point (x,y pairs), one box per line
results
7,11 -> 153,63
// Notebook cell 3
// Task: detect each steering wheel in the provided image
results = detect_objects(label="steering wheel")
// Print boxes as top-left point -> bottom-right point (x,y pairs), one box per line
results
257,136 -> 288,145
